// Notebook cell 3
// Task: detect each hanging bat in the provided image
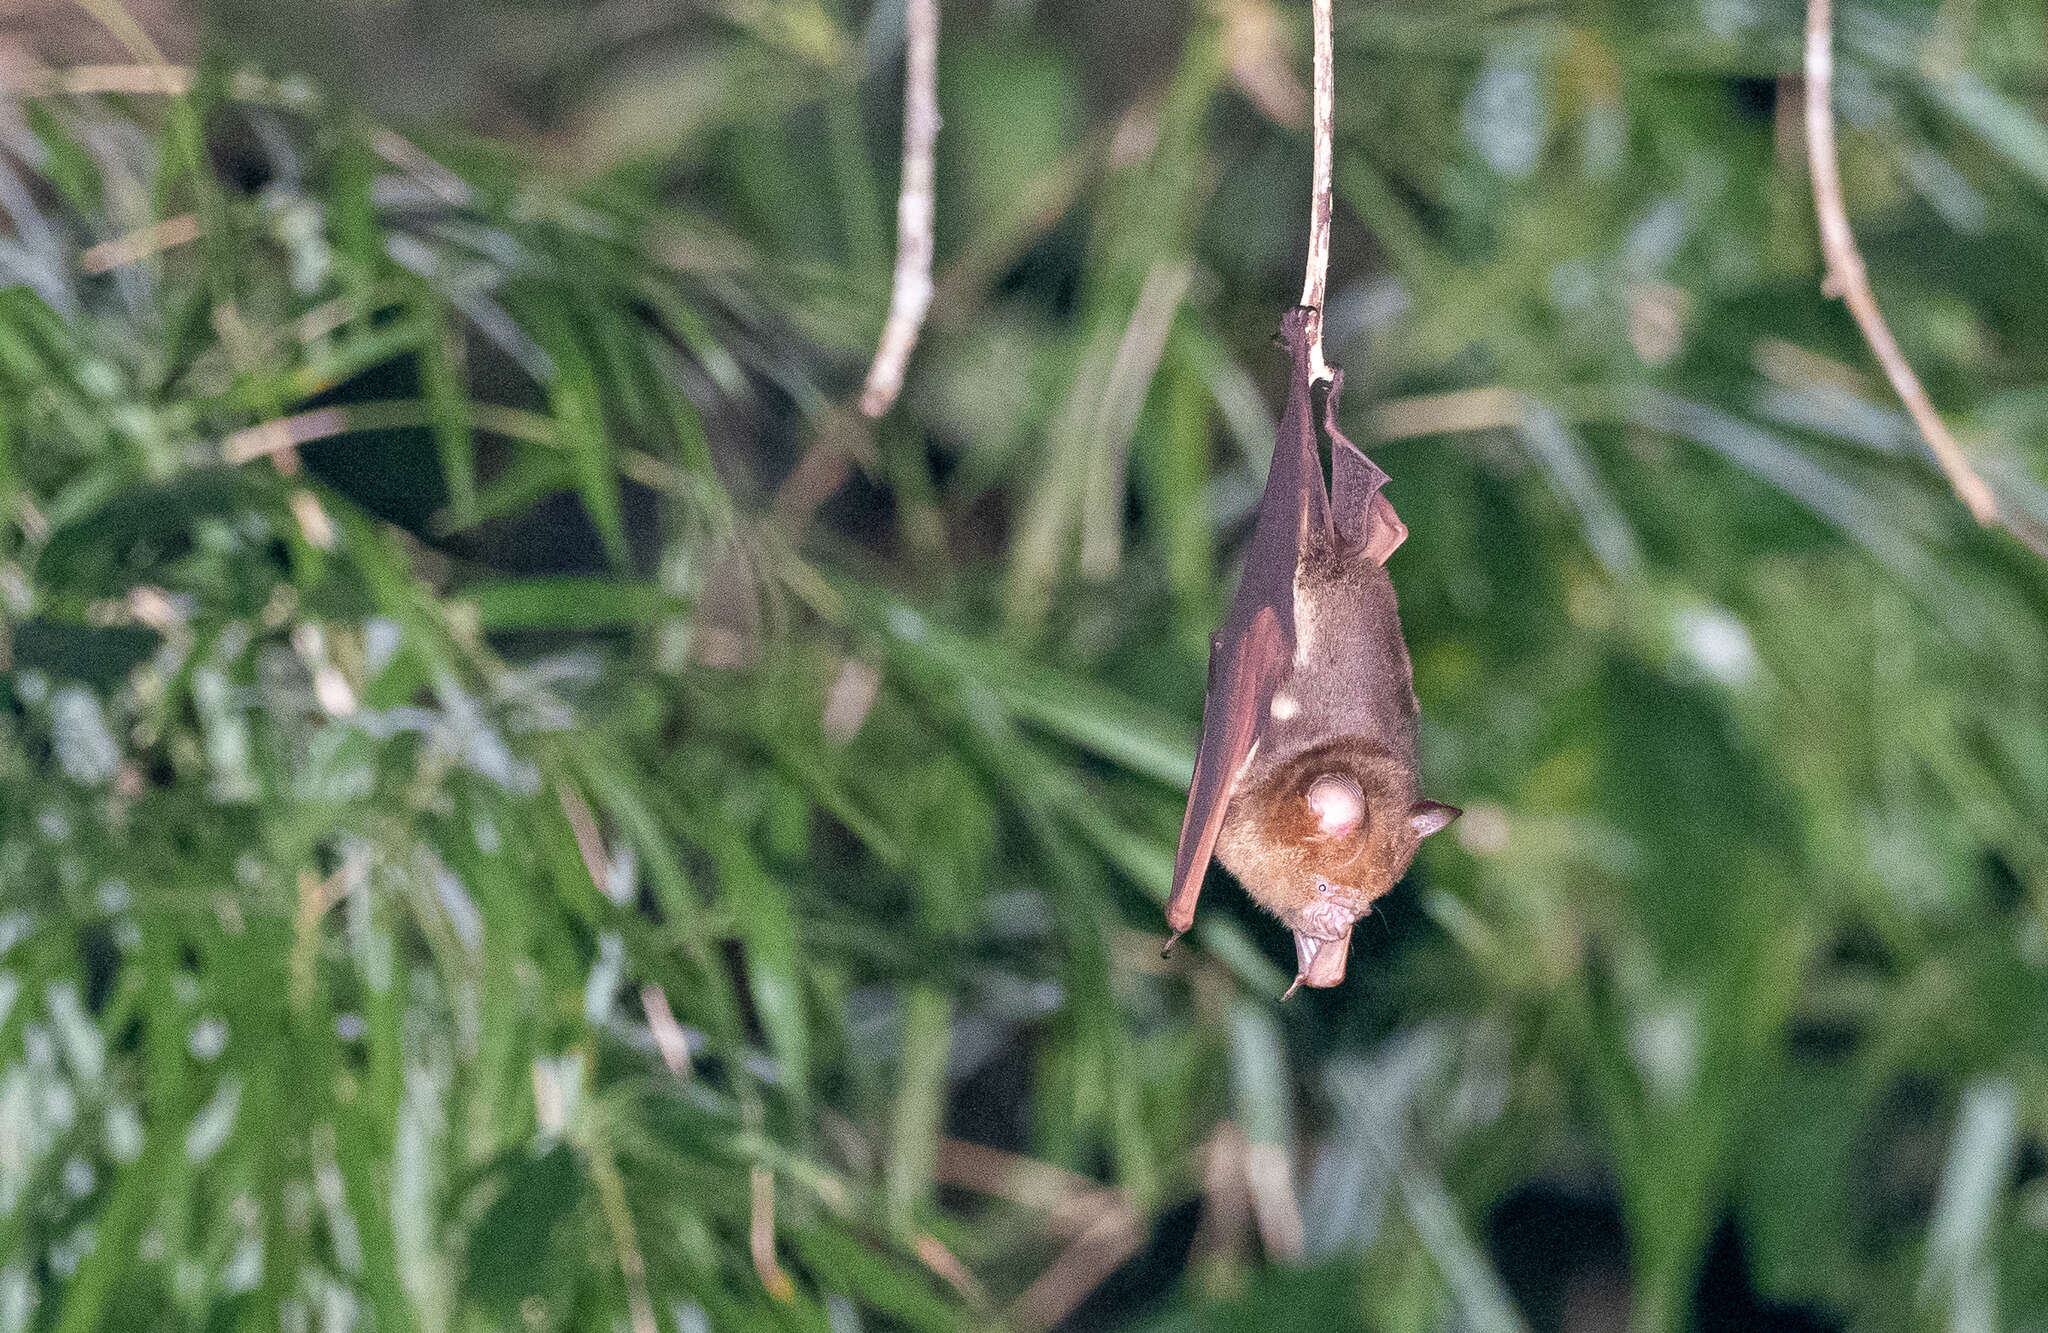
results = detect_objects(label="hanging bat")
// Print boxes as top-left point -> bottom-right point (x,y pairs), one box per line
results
1167,307 -> 1458,999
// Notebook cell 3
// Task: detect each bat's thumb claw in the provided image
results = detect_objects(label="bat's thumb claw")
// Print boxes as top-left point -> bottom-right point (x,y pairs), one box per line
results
1281,975 -> 1305,1002
1161,929 -> 1186,959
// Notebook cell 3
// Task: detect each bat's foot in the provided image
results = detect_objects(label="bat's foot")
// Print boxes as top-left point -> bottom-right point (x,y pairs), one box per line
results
1160,928 -> 1186,959
1288,928 -> 1353,995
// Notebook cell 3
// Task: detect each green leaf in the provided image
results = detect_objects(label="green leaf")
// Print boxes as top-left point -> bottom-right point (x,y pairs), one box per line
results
466,577 -> 666,632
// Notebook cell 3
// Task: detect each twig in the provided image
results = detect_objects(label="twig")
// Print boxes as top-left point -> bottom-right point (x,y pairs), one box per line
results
65,0 -> 173,69
373,129 -> 474,208
770,402 -> 878,534
1298,0 -> 1336,385
859,0 -> 939,418
222,401 -> 558,465
0,63 -> 193,96
1802,0 -> 1999,526
913,1232 -> 991,1310
639,984 -> 694,1078
934,1138 -> 1126,1238
556,784 -> 611,891
1006,1204 -> 1146,1332
939,1135 -> 1144,1327
750,1164 -> 796,1300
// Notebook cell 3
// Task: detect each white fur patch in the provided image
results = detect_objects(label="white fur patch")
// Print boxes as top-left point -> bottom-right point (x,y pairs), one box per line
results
1269,691 -> 1299,721
1292,579 -> 1315,666
1308,775 -> 1363,835
1229,739 -> 1260,790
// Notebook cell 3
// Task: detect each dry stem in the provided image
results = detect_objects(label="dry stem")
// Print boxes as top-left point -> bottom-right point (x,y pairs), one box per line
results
750,1165 -> 797,1300
1802,0 -> 1998,525
1006,1205 -> 1145,1331
1297,0 -> 1335,384
859,0 -> 939,418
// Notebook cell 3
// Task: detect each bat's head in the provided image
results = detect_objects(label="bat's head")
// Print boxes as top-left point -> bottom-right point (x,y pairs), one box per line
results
1216,739 -> 1459,987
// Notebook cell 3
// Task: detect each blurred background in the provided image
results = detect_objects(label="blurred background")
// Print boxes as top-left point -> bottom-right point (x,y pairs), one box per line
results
3,0 -> 2047,1329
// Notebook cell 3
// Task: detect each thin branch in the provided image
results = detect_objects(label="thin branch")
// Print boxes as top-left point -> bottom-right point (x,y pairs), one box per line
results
639,983 -> 694,1077
913,1232 -> 991,1311
750,1165 -> 797,1300
0,63 -> 193,95
1297,0 -> 1336,384
1802,0 -> 1999,526
373,129 -> 474,208
65,0 -> 173,70
859,0 -> 939,418
1006,1204 -> 1146,1332
770,402 -> 878,535
939,1135 -> 1145,1328
935,1138 -> 1126,1238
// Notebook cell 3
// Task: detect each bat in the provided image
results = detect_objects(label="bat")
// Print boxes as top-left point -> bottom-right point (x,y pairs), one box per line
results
1167,307 -> 1458,999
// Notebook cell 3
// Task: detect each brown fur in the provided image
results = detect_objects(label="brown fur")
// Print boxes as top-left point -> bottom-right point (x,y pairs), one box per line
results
1215,737 -> 1422,938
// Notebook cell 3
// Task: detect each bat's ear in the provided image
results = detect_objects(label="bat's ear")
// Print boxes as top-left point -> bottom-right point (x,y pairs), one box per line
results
1408,801 -> 1461,839
1363,492 -> 1408,565
1324,373 -> 1406,565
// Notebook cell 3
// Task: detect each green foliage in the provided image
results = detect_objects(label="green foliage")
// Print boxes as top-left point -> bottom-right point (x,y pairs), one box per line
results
2,1 -> 2047,1331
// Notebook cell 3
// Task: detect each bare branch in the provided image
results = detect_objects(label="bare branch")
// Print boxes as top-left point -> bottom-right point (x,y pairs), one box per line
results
750,1165 -> 797,1300
1006,1205 -> 1145,1332
935,1138 -> 1126,1237
859,0 -> 939,418
1802,0 -> 1999,526
0,62 -> 192,95
639,983 -> 694,1078
1298,0 -> 1335,384
913,1232 -> 991,1310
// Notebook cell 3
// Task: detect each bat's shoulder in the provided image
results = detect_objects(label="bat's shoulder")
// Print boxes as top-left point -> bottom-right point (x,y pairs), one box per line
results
1293,549 -> 1399,626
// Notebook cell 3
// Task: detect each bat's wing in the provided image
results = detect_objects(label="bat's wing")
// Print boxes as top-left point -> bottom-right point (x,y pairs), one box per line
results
1167,309 -> 1331,941
1325,366 -> 1406,566
1167,605 -> 1284,935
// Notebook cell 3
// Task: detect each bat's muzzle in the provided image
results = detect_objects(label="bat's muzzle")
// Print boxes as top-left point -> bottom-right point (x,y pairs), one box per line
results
1284,927 -> 1353,999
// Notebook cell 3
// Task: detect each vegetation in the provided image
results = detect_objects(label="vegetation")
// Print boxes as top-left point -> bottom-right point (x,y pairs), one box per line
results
3,1 -> 2047,1330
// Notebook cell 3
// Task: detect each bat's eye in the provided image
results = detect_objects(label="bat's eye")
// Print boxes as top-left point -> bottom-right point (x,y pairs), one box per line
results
1315,879 -> 1332,895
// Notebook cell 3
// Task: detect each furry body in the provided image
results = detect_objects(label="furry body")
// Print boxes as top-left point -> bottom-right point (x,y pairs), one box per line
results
1167,309 -> 1456,995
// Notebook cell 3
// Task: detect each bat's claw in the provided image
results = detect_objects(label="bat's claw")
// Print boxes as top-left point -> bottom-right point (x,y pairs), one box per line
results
1161,928 -> 1186,959
1281,974 -> 1305,1001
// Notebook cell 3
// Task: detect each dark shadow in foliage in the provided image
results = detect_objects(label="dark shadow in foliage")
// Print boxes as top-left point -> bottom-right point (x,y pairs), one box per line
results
462,1141 -> 588,1323
1061,1197 -> 1203,1333
1124,1254 -> 1371,1333
1693,1217 -> 1844,1333
11,621 -> 160,689
1490,1186 -> 1631,1333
